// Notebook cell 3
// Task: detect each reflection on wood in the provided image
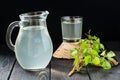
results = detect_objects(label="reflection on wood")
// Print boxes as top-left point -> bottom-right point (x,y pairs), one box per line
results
9,61 -> 50,80
51,58 -> 89,80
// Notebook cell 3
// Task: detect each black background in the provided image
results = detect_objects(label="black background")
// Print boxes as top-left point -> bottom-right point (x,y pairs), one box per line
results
0,0 -> 120,45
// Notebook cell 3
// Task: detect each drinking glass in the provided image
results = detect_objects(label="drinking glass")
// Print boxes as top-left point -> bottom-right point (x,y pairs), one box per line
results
61,16 -> 83,42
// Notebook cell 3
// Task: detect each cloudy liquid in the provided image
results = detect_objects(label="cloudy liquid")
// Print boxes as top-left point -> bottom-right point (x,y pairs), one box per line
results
62,21 -> 82,42
15,26 -> 53,70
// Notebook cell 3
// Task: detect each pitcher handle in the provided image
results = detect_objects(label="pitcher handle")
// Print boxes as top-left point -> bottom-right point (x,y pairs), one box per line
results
6,21 -> 19,51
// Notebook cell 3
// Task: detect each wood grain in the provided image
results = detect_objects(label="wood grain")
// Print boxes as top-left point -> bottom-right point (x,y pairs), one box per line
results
0,45 -> 16,80
87,51 -> 120,80
51,58 -> 90,80
9,61 -> 50,80
1,42 -> 120,80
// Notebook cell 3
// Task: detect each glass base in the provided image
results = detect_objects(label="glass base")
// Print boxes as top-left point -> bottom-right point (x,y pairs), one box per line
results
22,67 -> 47,72
63,39 -> 80,42
24,68 -> 44,71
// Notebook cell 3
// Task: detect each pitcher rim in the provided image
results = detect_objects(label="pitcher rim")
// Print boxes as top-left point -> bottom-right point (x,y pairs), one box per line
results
19,10 -> 49,19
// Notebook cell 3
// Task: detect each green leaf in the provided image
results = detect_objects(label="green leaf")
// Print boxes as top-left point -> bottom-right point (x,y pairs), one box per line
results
79,39 -> 83,43
101,60 -> 111,70
88,35 -> 92,40
92,57 -> 100,65
91,49 -> 99,56
100,50 -> 106,57
94,35 -> 98,39
96,38 -> 100,43
81,42 -> 88,49
82,48 -> 88,57
84,55 -> 92,66
99,43 -> 105,50
106,51 -> 116,58
70,48 -> 78,56
92,43 -> 100,52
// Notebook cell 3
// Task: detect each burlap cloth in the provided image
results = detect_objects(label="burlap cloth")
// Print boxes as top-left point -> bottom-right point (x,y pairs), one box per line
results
53,42 -> 80,59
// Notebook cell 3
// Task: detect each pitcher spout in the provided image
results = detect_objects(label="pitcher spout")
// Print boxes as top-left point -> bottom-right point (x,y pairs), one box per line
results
40,10 -> 49,20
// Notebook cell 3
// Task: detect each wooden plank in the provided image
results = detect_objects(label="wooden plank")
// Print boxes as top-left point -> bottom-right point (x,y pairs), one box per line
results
9,61 -> 50,80
87,51 -> 120,80
51,58 -> 90,80
0,45 -> 16,80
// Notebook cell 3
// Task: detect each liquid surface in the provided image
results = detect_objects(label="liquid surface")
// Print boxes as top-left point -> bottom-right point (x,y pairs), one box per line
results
15,26 -> 53,70
62,21 -> 82,42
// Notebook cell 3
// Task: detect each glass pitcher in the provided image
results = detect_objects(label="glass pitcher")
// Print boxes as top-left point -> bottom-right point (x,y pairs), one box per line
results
6,10 -> 53,71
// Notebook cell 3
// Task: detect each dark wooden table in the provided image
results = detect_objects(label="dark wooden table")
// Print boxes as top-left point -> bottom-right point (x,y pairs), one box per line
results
0,41 -> 120,80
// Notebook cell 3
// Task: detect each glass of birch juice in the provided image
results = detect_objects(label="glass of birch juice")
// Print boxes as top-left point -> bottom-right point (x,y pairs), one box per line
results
61,16 -> 83,42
